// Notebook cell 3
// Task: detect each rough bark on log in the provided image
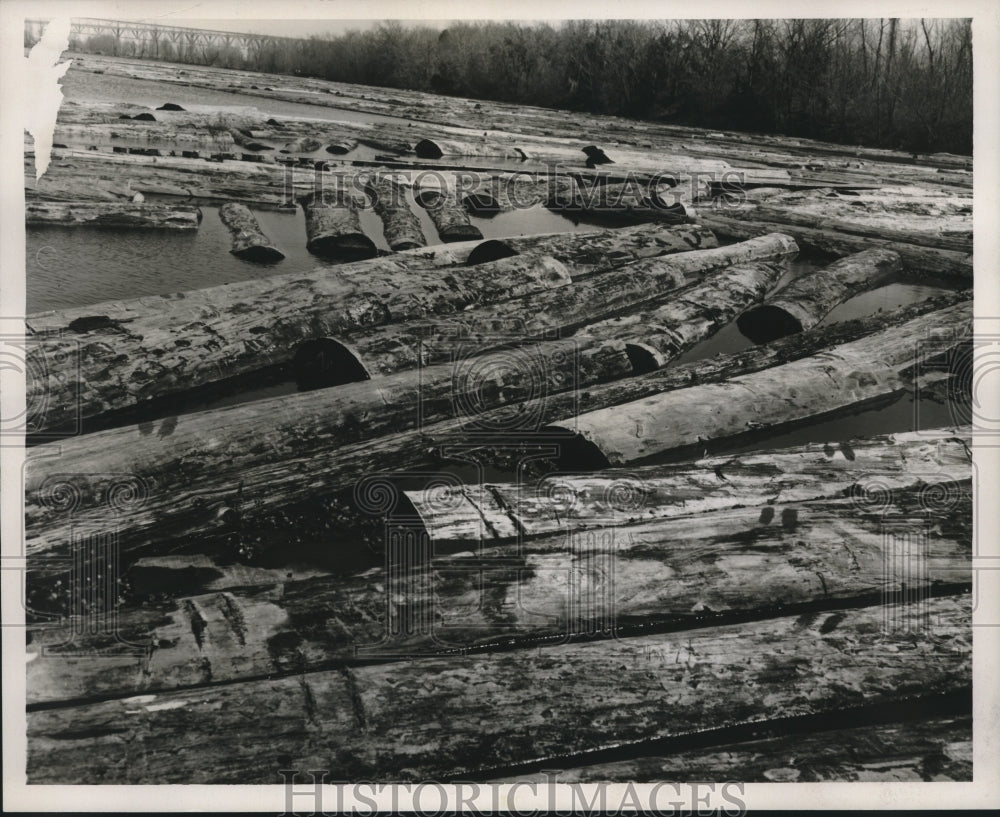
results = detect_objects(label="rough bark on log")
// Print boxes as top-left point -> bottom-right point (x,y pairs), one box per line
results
414,189 -> 483,242
698,211 -> 972,280
544,302 -> 971,467
25,249 -> 573,432
497,715 -> 972,783
26,595 -> 970,782
364,177 -> 427,251
25,476 -> 970,705
304,234 -> 797,381
736,248 -> 902,343
405,429 -> 971,542
217,202 -> 284,262
301,190 -> 378,260
25,201 -> 202,230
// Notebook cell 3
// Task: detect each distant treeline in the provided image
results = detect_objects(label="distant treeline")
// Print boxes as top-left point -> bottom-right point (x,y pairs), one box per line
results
65,19 -> 973,155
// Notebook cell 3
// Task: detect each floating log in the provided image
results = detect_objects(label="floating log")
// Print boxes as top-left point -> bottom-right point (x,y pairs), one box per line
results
282,136 -> 321,153
326,139 -> 357,155
547,179 -> 697,222
25,473 -> 970,704
295,234 -> 797,381
217,202 -> 284,262
301,190 -> 378,260
414,137 -> 527,160
364,176 -> 427,251
414,188 -> 483,242
699,211 -> 972,280
155,103 -> 185,111
736,248 -> 902,343
502,715 -> 972,783
25,249 -> 573,433
544,301 -> 971,467
227,128 -> 271,152
406,428 -> 971,543
26,595 -> 970,782
25,201 -> 201,230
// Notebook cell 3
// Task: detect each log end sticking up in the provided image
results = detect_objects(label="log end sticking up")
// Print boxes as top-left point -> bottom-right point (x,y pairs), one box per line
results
465,239 -> 518,266
293,337 -> 371,391
414,139 -> 444,159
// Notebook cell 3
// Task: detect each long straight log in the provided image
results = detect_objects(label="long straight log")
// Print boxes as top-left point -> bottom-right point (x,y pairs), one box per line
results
26,248 -> 573,432
699,211 -> 973,280
302,234 -> 797,381
544,302 -> 971,467
364,176 -> 427,250
736,248 -> 901,343
217,202 -> 284,262
405,429 -> 971,543
498,716 -> 972,783
26,595 -> 970,782
301,189 -> 378,260
414,136 -> 527,160
23,292 -> 965,578
25,474 -> 970,705
25,201 -> 202,230
414,188 -> 483,242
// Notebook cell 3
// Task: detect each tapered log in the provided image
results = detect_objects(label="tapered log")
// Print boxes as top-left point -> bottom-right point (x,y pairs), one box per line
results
406,429 -> 971,543
25,201 -> 201,230
303,234 -> 797,381
414,188 -> 483,242
217,202 -> 284,262
26,595 -> 970,782
26,473 -> 970,704
699,211 -> 973,280
736,249 -> 902,343
25,248 -> 573,433
545,302 -> 971,467
364,176 -> 427,250
301,190 -> 378,260
499,715 -> 972,783
547,179 -> 698,222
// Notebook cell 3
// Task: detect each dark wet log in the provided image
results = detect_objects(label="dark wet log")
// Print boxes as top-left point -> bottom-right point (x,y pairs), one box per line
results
498,715 -> 972,783
414,189 -> 483,242
736,249 -> 902,343
25,249 -> 572,433
326,139 -> 357,155
301,190 -> 378,260
26,595 -> 970,782
25,474 -> 970,705
217,202 -> 284,262
406,429 -> 971,542
364,177 -> 426,251
314,234 -> 797,379
699,211 -> 972,280
25,201 -> 201,230
545,302 -> 971,467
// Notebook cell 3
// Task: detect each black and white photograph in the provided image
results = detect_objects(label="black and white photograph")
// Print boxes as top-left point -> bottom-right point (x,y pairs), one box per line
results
2,0 -> 997,811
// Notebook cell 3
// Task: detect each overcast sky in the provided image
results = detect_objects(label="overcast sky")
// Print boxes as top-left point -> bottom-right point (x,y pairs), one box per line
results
165,19 -> 452,37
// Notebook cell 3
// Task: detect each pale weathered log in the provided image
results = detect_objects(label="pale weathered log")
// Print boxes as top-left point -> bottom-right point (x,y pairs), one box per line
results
414,137 -> 527,160
414,188 -> 483,242
23,291 -> 965,579
406,429 -> 972,542
26,595 -> 970,782
25,249 -> 573,432
217,202 -> 284,262
25,475 -> 970,704
364,176 -> 427,251
736,248 -> 902,343
545,301 -> 971,467
497,715 -> 972,783
303,234 -> 797,381
301,189 -> 377,260
547,178 -> 698,222
25,201 -> 201,230
699,211 -> 972,280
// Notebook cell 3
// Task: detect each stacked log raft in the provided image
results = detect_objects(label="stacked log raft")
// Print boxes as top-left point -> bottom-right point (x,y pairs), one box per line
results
22,53 -> 974,785
26,201 -> 202,230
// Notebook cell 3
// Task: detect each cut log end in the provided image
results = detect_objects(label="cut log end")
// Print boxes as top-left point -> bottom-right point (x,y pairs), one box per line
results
466,240 -> 519,266
305,234 -> 379,262
231,245 -> 286,264
624,343 -> 663,375
293,337 -> 371,391
737,305 -> 808,344
415,139 -> 444,159
542,427 -> 612,470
